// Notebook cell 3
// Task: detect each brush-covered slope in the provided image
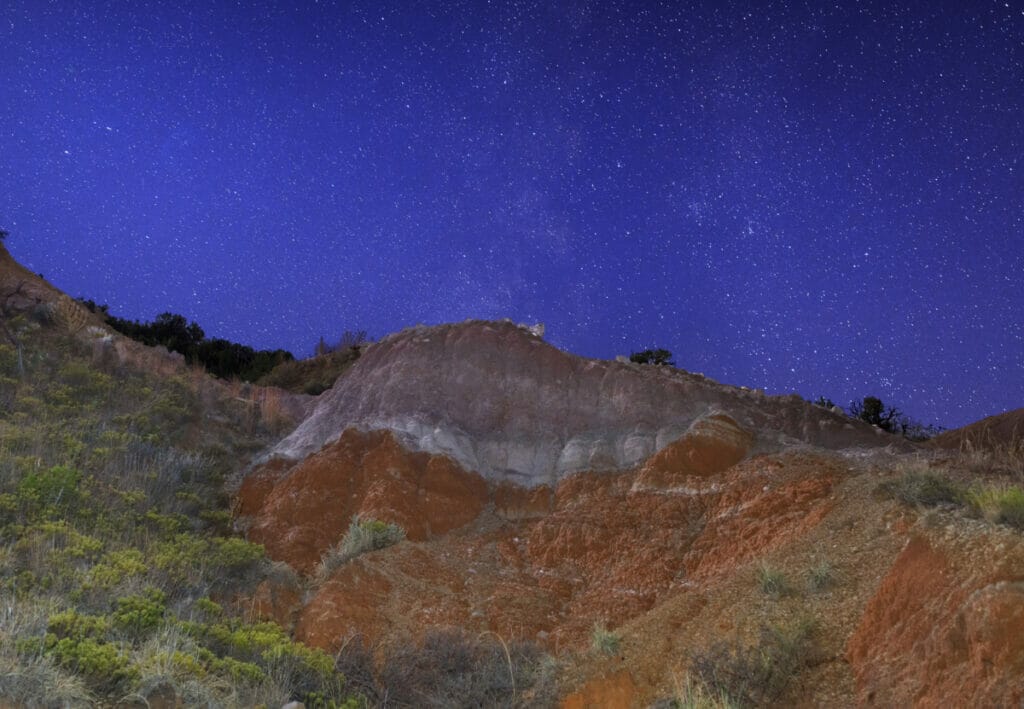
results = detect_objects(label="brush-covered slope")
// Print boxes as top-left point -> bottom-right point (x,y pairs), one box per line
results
0,246 -> 358,708
265,320 -> 889,487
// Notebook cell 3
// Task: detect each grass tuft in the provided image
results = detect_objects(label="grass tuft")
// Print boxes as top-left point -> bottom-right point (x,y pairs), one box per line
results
965,485 -> 1024,530
314,516 -> 406,584
590,622 -> 622,656
806,559 -> 835,593
756,563 -> 788,598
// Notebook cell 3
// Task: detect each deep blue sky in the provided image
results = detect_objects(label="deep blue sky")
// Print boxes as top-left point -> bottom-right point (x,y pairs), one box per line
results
2,1 -> 1021,428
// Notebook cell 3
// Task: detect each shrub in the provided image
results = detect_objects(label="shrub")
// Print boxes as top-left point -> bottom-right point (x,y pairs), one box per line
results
210,536 -> 265,571
691,618 -> 818,707
590,622 -> 621,656
87,548 -> 149,591
180,618 -> 348,705
112,589 -> 167,638
257,346 -> 361,395
17,465 -> 82,516
848,396 -> 901,433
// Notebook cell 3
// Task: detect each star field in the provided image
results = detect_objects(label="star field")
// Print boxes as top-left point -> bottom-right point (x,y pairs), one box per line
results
2,1 -> 1022,428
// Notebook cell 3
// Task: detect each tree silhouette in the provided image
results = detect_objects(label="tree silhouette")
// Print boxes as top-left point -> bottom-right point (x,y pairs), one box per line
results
849,396 -> 902,433
629,348 -> 675,366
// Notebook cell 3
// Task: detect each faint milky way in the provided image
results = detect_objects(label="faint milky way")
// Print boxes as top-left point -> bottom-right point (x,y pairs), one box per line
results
1,1 -> 1022,428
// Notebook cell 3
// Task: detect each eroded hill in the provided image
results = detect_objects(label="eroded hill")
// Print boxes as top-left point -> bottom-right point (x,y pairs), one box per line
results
237,320 -> 1024,707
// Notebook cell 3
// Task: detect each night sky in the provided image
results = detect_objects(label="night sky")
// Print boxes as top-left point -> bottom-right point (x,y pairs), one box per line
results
2,1 -> 1022,429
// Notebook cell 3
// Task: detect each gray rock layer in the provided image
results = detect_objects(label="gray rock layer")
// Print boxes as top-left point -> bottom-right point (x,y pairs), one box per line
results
267,320 -> 892,487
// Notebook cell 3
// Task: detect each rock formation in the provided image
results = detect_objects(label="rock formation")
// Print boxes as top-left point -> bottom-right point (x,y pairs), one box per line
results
263,320 -> 888,488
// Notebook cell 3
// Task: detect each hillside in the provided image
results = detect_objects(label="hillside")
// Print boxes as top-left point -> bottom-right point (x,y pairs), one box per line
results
1,245 -> 1023,707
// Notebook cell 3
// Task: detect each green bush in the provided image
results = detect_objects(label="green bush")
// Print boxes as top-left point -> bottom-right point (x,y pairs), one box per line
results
47,610 -> 111,641
112,589 -> 166,638
210,536 -> 265,571
87,548 -> 148,590
45,636 -> 138,692
17,465 -> 81,516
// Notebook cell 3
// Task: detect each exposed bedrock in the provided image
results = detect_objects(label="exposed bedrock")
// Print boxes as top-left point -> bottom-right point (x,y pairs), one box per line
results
264,320 -> 891,488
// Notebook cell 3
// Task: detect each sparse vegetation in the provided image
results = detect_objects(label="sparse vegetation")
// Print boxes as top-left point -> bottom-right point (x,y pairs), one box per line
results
590,622 -> 621,656
315,330 -> 367,356
880,467 -> 1024,533
690,618 -> 819,707
654,672 -> 738,709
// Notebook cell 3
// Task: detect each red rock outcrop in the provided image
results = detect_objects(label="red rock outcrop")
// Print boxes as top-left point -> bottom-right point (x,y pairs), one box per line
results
847,525 -> 1024,706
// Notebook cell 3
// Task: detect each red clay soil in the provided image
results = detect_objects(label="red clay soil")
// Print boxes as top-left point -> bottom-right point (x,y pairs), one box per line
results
847,525 -> 1024,706
241,418 -> 846,659
238,428 -> 488,573
560,670 -> 639,709
287,452 -> 843,654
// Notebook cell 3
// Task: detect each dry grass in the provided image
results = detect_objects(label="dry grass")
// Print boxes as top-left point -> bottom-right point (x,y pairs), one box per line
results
690,618 -> 820,707
0,597 -> 93,707
955,435 -> 1024,480
313,516 -> 406,585
660,672 -> 738,709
